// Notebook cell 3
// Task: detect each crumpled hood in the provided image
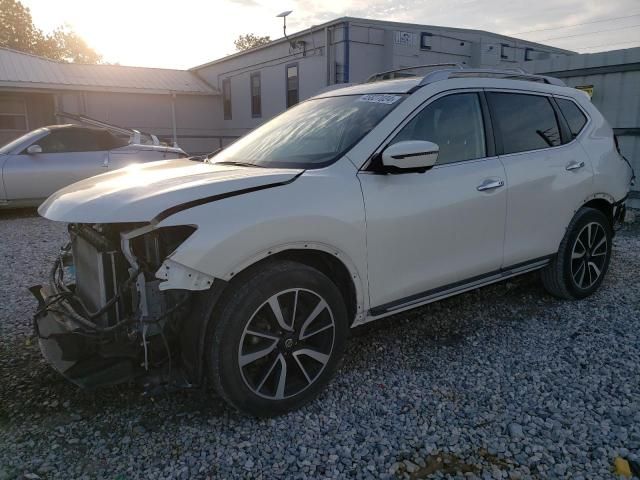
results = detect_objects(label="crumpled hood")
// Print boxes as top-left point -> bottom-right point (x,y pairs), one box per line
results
39,159 -> 303,223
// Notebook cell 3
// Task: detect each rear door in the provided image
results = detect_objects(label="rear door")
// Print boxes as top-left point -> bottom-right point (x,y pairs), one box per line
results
3,128 -> 109,201
359,91 -> 507,310
486,91 -> 594,267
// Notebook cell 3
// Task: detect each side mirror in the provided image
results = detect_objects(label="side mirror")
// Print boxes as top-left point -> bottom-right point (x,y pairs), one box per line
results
26,144 -> 43,154
381,140 -> 439,171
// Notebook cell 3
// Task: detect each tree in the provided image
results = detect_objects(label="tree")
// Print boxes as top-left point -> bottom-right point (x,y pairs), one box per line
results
0,0 -> 101,63
43,25 -> 102,63
234,33 -> 271,51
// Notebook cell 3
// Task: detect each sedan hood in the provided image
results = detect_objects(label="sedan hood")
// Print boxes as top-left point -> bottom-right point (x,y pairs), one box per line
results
39,159 -> 303,223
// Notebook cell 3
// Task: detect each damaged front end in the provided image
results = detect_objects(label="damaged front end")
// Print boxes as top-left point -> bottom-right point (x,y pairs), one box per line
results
31,222 -> 212,390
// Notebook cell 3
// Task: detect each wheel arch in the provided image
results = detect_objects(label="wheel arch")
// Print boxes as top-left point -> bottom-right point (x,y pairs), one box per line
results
226,242 -> 365,325
581,194 -> 614,230
178,243 -> 365,387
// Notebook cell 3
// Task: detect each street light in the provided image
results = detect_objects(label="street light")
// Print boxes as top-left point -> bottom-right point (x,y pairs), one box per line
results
277,10 -> 294,47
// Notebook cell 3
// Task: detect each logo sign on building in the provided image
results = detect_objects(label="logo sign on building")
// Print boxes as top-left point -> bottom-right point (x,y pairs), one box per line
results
394,31 -> 417,47
575,85 -> 594,98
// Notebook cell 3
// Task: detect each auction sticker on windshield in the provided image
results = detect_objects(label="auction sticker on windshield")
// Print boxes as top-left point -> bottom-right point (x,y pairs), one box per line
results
358,94 -> 402,104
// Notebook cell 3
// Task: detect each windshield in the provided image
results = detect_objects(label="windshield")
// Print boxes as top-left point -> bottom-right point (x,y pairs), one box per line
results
213,94 -> 406,169
0,128 -> 47,154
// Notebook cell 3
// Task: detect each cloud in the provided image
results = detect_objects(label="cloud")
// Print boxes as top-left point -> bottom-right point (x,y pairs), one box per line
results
21,0 -> 640,69
287,0 -> 640,52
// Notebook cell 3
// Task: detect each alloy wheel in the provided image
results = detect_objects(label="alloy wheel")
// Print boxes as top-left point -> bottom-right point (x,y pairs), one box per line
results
570,221 -> 608,290
238,288 -> 336,400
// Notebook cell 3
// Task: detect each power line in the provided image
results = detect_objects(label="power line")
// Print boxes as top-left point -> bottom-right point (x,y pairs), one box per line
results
510,13 -> 640,35
537,23 -> 640,42
574,39 -> 640,51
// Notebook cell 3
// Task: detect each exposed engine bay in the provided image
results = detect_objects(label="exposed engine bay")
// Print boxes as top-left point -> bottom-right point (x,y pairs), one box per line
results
31,223 -> 200,390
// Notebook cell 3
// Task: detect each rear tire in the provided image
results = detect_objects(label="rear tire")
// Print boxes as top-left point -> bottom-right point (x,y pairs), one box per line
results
541,207 -> 612,300
205,260 -> 349,417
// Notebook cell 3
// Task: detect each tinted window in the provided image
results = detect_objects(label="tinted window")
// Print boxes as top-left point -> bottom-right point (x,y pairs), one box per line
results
556,98 -> 587,139
222,78 -> 232,120
214,94 -> 405,169
250,72 -> 261,118
487,93 -> 561,154
38,128 -> 108,153
286,64 -> 299,108
391,93 -> 486,165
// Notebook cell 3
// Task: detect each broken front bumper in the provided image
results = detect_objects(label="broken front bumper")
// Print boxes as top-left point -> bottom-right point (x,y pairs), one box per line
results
32,285 -> 140,388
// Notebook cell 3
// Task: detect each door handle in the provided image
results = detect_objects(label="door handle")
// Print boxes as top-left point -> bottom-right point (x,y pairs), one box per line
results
566,160 -> 585,171
477,179 -> 504,191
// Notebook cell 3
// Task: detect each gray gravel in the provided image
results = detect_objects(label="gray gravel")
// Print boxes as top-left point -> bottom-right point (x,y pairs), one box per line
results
1,209 -> 639,480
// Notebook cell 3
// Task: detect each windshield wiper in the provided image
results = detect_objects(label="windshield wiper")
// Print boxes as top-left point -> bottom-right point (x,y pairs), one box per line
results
214,161 -> 263,168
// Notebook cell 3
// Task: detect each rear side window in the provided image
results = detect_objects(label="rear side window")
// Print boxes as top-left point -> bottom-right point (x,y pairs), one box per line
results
556,98 -> 587,140
391,93 -> 486,165
487,92 -> 561,154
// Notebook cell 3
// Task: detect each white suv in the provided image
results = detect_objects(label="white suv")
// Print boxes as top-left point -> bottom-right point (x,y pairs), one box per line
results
34,67 -> 633,416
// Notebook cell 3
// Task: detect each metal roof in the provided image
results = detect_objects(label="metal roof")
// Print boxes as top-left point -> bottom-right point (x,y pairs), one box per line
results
0,48 -> 218,95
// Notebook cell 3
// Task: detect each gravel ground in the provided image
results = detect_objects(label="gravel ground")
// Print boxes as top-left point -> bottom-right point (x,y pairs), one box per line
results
0,209 -> 639,480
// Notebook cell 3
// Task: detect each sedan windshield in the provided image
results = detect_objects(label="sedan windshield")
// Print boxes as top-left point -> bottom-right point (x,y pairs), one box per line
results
213,94 -> 405,169
0,128 -> 47,154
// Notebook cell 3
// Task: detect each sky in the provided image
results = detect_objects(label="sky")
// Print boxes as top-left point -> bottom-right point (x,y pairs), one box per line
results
21,0 -> 640,69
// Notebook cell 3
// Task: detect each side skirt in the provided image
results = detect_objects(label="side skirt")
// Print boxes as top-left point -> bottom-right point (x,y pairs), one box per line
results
359,256 -> 553,325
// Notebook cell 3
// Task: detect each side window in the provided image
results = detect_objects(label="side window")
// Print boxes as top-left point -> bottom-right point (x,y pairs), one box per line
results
286,64 -> 299,108
99,130 -> 128,150
391,93 -> 486,165
487,92 -> 561,154
38,129 -> 105,153
556,98 -> 587,140
222,78 -> 232,120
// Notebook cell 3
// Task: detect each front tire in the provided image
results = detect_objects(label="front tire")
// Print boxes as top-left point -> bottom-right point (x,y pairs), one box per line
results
541,207 -> 612,300
206,260 -> 349,416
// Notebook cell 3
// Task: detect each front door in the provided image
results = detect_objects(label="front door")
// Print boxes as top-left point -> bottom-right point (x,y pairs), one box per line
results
359,92 -> 507,310
3,127 -> 108,201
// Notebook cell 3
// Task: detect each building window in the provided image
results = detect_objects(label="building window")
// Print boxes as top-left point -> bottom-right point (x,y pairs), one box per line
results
0,97 -> 27,131
250,72 -> 261,118
286,63 -> 299,108
500,44 -> 515,60
222,78 -> 232,120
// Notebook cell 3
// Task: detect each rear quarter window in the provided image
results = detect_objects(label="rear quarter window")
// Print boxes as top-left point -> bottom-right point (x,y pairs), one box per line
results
556,98 -> 588,140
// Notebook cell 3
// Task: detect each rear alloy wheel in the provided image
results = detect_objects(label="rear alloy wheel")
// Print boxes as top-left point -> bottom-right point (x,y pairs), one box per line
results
570,222 -> 608,290
206,261 -> 348,416
541,207 -> 612,299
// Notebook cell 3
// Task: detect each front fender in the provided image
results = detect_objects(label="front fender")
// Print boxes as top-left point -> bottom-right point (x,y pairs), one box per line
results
155,160 -> 369,311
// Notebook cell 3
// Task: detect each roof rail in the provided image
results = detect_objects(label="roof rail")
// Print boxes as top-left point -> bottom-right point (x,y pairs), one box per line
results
365,63 -> 464,83
365,64 -> 565,87
418,68 -> 566,87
